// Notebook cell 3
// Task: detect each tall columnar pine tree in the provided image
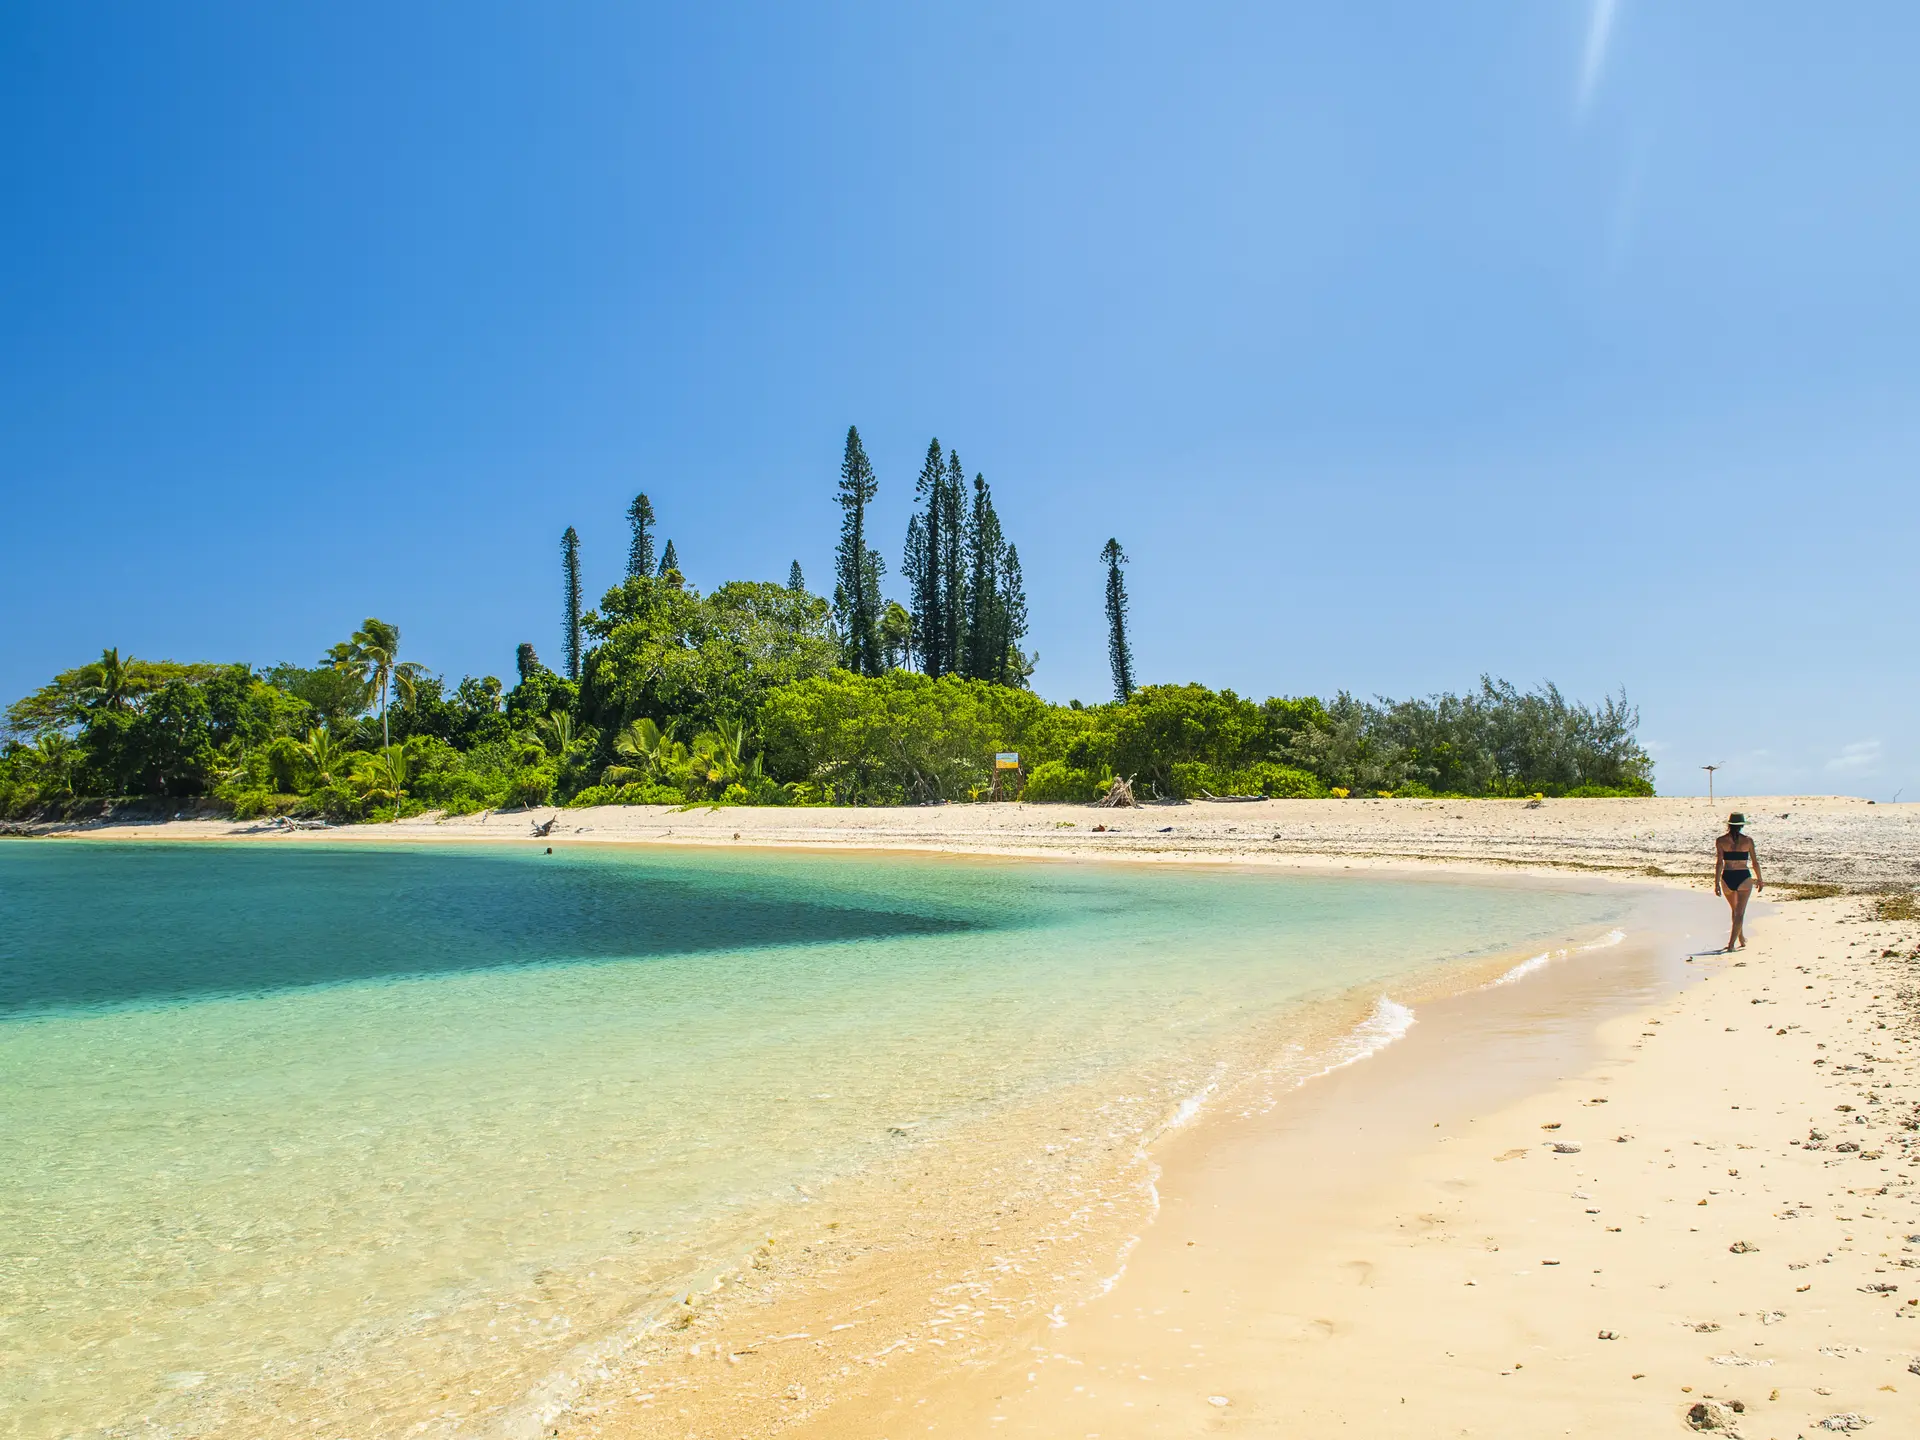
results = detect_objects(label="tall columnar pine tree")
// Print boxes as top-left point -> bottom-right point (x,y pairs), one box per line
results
788,560 -> 805,593
515,643 -> 543,682
561,527 -> 583,682
905,438 -> 945,674
657,539 -> 680,580
626,493 -> 657,578
962,473 -> 1005,681
938,448 -> 967,676
902,441 -> 1032,686
1102,537 -> 1134,702
833,426 -> 885,676
998,543 -> 1031,685
901,512 -> 928,669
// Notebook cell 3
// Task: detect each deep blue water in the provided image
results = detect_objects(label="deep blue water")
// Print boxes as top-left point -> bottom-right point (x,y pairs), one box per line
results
0,841 -> 983,1015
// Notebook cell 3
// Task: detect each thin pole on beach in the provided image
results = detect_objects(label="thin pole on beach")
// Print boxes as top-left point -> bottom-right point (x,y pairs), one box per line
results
1702,764 -> 1721,807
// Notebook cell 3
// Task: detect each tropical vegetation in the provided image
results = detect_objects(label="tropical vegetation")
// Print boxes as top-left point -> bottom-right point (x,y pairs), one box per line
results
0,434 -> 1656,821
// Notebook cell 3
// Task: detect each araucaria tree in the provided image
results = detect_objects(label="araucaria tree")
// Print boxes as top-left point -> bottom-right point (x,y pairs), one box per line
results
904,438 -> 945,674
962,473 -> 1005,681
938,449 -> 966,676
902,440 -> 1031,686
658,539 -> 680,580
833,425 -> 885,676
1102,538 -> 1134,702
561,527 -> 583,682
626,494 -> 657,579
516,643 -> 543,682
998,543 -> 1031,685
901,511 -> 928,670
788,560 -> 805,593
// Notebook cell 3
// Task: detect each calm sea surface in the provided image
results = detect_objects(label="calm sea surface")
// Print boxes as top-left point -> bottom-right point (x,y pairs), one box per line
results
0,841 -> 1632,1438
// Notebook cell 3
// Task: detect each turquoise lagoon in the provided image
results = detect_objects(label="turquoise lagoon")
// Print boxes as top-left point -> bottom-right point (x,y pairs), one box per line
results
0,841 -> 1635,1438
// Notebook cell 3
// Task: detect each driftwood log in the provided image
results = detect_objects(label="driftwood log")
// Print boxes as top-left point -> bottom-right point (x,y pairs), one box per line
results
1095,775 -> 1138,808
531,814 -> 559,837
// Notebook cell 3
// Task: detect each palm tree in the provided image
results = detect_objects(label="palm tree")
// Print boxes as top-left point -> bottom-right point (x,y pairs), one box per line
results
210,737 -> 250,787
349,744 -> 409,819
299,724 -> 346,787
604,717 -> 683,785
536,710 -> 577,756
689,724 -> 761,789
880,601 -> 914,670
328,619 -> 427,750
79,647 -> 133,712
33,732 -> 77,797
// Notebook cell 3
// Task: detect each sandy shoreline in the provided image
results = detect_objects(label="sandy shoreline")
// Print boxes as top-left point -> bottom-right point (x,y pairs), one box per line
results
778,896 -> 1920,1440
12,798 -> 1919,1436
20,792 -> 1920,891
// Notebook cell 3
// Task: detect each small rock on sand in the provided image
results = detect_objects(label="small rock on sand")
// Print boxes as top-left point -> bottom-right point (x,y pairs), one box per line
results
1728,1240 -> 1759,1253
1685,1397 -> 1744,1432
1207,1395 -> 1230,1406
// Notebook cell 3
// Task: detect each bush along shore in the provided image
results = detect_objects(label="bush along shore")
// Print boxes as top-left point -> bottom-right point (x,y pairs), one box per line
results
1,619 -> 1651,824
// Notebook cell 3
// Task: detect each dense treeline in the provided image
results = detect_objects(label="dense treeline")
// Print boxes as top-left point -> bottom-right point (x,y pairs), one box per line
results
0,648 -> 1653,819
0,432 -> 1654,820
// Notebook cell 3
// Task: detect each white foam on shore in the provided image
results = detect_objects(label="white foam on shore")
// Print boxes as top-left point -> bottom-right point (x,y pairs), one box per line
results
1167,1072 -> 1223,1132
1491,927 -> 1626,986
1494,949 -> 1555,985
1309,995 -> 1418,1079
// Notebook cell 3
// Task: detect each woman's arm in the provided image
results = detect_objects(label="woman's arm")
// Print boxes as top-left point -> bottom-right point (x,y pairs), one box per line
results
1713,837 -> 1725,895
1751,842 -> 1763,891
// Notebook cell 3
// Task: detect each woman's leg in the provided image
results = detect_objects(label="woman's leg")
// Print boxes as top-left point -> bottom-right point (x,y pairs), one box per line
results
1729,881 -> 1754,948
1721,881 -> 1741,949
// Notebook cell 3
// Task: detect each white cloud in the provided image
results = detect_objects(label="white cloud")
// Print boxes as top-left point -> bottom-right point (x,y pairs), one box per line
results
1578,0 -> 1619,117
1825,740 -> 1883,775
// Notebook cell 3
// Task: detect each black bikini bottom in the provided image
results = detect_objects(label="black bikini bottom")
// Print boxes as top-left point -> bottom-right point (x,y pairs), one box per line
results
1723,869 -> 1751,891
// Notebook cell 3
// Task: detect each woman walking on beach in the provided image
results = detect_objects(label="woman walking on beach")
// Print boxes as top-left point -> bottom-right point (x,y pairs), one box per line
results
1714,812 -> 1763,950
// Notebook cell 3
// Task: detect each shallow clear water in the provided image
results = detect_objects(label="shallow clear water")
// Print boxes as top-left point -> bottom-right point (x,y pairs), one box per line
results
0,841 -> 1632,1438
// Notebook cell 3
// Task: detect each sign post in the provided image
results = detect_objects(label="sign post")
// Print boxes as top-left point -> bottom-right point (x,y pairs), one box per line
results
991,752 -> 1021,801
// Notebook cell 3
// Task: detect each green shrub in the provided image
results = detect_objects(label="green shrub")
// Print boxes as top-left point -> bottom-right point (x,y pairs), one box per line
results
758,670 -> 1073,804
1164,761 -> 1325,800
1241,762 -> 1324,798
225,789 -> 299,819
737,774 -> 791,806
295,784 -> 364,823
504,767 -> 555,808
1021,760 -> 1106,803
566,780 -> 688,807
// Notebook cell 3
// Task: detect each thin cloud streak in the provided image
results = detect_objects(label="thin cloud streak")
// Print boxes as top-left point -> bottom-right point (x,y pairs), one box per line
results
1578,0 -> 1619,117
1826,740 -> 1883,775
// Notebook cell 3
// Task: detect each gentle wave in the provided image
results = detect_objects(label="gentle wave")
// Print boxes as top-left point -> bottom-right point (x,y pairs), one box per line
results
1312,995 -> 1418,1075
1490,926 -> 1626,986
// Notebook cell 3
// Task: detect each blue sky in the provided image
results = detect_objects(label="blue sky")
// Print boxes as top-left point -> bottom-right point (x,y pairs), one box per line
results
2,2 -> 1914,798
